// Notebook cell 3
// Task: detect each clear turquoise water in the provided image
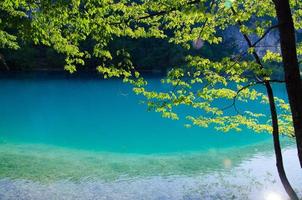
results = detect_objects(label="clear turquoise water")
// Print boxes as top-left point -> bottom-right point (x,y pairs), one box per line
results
0,78 -> 272,154
1,77 -> 301,200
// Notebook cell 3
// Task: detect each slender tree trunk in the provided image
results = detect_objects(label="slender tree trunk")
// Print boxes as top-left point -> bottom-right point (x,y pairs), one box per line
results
273,0 -> 302,167
265,82 -> 299,200
0,53 -> 9,71
230,8 -> 299,199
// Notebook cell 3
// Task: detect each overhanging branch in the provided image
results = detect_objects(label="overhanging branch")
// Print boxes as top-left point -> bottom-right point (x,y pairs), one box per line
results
111,0 -> 202,25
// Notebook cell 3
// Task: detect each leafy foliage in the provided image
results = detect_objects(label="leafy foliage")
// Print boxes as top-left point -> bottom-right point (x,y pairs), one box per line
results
1,0 -> 302,136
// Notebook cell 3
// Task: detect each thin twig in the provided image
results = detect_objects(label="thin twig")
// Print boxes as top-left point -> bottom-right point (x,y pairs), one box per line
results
252,24 -> 280,47
111,0 -> 202,25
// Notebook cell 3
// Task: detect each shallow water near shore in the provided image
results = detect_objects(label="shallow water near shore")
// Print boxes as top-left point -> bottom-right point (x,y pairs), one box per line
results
0,78 -> 301,199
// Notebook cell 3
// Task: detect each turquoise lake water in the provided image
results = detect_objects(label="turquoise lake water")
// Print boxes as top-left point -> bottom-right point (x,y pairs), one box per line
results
0,78 -> 272,154
0,77 -> 301,199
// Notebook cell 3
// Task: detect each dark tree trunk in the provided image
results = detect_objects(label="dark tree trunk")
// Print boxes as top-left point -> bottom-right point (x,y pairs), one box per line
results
273,0 -> 302,167
0,53 -> 9,71
230,7 -> 299,199
265,82 -> 299,200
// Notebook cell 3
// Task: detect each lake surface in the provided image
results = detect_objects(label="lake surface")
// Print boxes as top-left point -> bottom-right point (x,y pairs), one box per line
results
0,77 -> 301,199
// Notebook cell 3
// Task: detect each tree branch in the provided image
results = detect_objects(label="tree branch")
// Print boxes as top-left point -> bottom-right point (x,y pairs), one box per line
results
111,0 -> 202,25
252,24 -> 280,47
218,79 -> 285,115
